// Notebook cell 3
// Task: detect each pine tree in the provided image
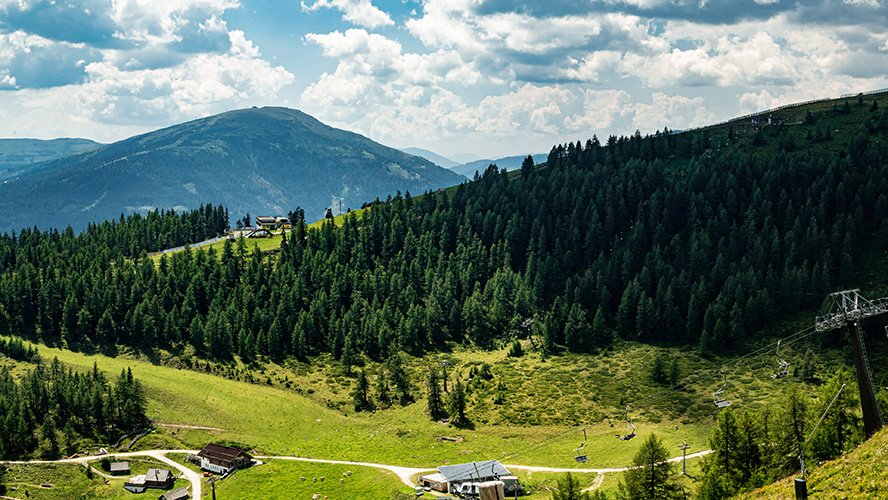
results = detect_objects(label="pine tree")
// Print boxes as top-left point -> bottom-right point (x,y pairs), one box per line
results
551,472 -> 589,500
620,433 -> 681,500
387,354 -> 412,405
352,369 -> 370,411
564,303 -> 590,353
426,366 -> 444,420
650,352 -> 667,384
447,380 -> 467,423
375,367 -> 391,408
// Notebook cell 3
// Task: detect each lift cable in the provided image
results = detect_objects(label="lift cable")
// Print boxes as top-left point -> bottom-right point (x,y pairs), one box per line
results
503,323 -> 820,461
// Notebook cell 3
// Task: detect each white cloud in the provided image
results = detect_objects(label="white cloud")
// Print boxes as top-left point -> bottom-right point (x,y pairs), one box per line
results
0,0 -> 296,140
632,92 -> 714,131
843,0 -> 880,7
301,0 -> 394,29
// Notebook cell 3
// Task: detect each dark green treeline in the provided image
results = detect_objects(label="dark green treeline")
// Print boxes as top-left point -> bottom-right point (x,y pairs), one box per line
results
0,357 -> 147,460
1,109 -> 888,364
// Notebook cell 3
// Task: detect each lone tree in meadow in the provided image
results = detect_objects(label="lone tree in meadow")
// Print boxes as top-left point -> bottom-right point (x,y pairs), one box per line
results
550,472 -> 589,500
619,433 -> 682,500
426,366 -> 444,420
447,379 -> 467,423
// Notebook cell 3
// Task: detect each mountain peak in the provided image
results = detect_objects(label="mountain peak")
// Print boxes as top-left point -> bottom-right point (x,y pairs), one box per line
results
0,107 -> 464,233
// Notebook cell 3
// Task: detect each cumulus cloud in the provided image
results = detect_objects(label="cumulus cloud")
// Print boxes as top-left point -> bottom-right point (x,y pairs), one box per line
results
632,92 -> 714,131
301,0 -> 394,28
0,0 -> 294,139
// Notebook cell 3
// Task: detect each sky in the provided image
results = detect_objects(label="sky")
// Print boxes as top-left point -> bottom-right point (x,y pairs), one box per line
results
1,0 -> 887,159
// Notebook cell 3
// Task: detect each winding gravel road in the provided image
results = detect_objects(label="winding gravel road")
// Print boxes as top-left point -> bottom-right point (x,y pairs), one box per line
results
3,448 -> 711,498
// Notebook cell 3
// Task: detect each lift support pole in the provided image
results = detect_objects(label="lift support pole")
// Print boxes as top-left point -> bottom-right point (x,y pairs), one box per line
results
847,319 -> 882,438
816,290 -> 885,439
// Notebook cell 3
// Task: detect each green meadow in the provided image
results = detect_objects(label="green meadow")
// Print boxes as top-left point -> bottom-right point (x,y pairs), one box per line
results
3,329 -> 834,472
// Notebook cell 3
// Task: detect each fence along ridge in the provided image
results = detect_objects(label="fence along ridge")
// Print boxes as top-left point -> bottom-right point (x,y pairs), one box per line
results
676,87 -> 888,135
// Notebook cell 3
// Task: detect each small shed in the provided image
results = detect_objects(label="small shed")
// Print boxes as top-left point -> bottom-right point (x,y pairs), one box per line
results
109,462 -> 130,475
160,486 -> 190,500
417,472 -> 448,492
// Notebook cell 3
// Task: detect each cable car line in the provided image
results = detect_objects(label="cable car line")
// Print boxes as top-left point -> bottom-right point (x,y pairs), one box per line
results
503,323 -> 821,462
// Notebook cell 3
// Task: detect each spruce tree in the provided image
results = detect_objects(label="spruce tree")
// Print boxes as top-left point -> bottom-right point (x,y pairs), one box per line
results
352,369 -> 370,411
426,366 -> 444,420
620,433 -> 681,500
447,380 -> 467,423
551,472 -> 589,500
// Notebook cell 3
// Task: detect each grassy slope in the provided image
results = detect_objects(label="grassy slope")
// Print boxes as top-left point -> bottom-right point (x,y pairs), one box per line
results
734,428 -> 888,500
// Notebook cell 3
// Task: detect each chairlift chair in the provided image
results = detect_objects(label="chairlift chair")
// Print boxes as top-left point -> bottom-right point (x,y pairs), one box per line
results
619,406 -> 637,441
574,428 -> 588,463
771,339 -> 790,379
713,371 -> 732,408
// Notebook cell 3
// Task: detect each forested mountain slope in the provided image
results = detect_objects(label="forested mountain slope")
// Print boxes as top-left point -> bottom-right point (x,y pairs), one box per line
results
0,107 -> 464,233
0,94 -> 886,370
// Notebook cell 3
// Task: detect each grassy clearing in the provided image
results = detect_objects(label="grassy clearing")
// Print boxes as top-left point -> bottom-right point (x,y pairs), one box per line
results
3,330 -> 839,474
210,459 -> 413,499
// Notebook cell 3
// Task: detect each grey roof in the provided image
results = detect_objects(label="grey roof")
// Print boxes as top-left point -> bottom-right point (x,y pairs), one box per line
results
147,468 -> 172,483
110,462 -> 130,472
437,460 -> 510,483
160,486 -> 190,500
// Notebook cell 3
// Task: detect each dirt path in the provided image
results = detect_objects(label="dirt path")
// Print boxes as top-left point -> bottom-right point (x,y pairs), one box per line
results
258,455 -> 433,488
1,449 -> 202,499
155,423 -> 227,432
3,448 -> 712,497
582,472 -> 606,492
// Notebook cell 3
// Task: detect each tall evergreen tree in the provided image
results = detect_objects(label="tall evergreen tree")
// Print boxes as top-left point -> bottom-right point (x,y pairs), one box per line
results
426,366 -> 444,420
620,433 -> 681,500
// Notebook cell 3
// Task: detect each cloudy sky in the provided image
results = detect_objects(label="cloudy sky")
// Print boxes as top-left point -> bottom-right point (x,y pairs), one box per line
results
1,0 -> 887,159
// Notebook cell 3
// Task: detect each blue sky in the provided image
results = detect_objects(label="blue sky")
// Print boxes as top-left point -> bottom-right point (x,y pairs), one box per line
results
1,0 -> 887,159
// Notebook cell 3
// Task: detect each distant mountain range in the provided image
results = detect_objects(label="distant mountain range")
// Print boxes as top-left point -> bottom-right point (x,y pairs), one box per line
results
448,154 -> 545,178
0,107 -> 465,233
0,138 -> 101,181
400,147 -> 460,169
401,148 -> 545,178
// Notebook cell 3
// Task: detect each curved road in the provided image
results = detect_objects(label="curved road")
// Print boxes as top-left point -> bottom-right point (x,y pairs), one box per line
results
257,450 -> 713,490
4,449 -> 711,497
2,449 -> 203,499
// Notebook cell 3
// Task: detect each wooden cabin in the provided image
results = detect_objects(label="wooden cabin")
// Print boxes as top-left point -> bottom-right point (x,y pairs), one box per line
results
109,461 -> 130,475
197,443 -> 253,475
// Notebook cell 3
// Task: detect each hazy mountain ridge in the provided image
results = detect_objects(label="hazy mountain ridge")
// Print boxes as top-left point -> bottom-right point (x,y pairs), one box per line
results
0,138 -> 101,181
399,147 -> 460,168
451,153 -> 545,178
0,107 -> 464,233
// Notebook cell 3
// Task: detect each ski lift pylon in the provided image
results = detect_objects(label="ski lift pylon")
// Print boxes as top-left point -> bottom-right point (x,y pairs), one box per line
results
574,428 -> 588,463
771,339 -> 790,379
714,371 -> 732,408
